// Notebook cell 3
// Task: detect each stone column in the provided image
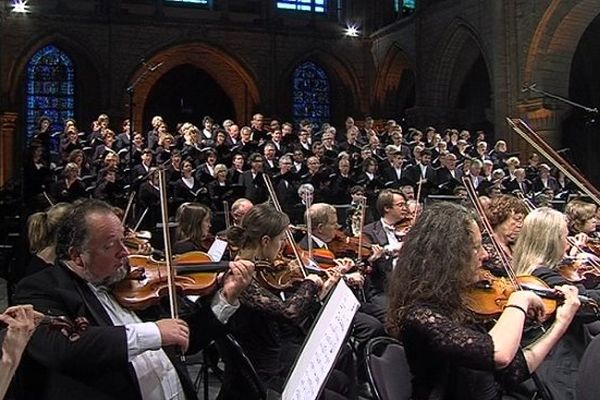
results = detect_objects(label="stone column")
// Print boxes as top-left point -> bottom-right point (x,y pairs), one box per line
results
0,112 -> 18,186
515,98 -> 569,150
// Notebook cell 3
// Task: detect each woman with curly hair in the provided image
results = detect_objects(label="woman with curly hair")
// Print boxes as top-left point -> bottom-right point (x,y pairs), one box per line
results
482,194 -> 528,276
386,202 -> 580,400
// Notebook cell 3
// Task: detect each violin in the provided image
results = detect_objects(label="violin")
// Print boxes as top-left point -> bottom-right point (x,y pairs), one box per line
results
113,251 -> 277,310
558,255 -> 600,289
0,311 -> 90,342
327,230 -> 373,259
466,269 -> 557,321
113,251 -> 230,310
124,229 -> 154,255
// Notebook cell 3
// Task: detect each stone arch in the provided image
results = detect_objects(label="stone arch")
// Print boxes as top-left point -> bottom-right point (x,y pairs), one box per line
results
278,49 -> 363,125
124,42 -> 260,131
372,43 -> 416,117
524,0 -> 600,97
426,20 -> 491,109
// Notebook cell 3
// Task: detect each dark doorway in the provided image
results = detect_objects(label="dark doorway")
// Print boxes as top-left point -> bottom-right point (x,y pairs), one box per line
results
143,64 -> 235,131
456,55 -> 493,139
563,14 -> 600,186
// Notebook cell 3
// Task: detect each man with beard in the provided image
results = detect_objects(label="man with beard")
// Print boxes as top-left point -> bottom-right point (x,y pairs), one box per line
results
13,199 -> 255,400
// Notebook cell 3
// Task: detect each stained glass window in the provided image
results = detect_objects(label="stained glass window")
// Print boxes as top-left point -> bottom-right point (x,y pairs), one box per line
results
292,61 -> 330,125
394,0 -> 415,14
165,0 -> 209,5
277,0 -> 326,13
25,44 -> 74,143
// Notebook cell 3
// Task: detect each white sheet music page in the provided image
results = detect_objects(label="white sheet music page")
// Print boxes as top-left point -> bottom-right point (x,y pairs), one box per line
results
282,280 -> 360,400
207,237 -> 228,262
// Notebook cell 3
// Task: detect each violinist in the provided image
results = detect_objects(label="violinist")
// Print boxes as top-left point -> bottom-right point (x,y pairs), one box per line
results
565,199 -> 599,254
25,202 -> 73,276
13,199 -> 254,400
172,202 -> 213,254
512,207 -> 600,399
481,194 -> 528,277
300,203 -> 386,376
225,203 -> 350,400
386,202 -> 580,400
230,197 -> 253,226
362,189 -> 409,308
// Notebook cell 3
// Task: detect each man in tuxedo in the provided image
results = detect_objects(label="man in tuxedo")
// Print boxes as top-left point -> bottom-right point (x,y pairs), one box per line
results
405,148 -> 437,197
13,199 -> 254,400
379,145 -> 408,189
503,167 -> 532,195
362,189 -> 409,308
436,153 -> 464,194
238,153 -> 268,204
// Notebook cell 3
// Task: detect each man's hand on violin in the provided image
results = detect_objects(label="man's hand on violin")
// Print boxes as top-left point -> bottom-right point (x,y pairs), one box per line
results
368,244 -> 385,263
333,258 -> 355,273
156,319 -> 190,353
344,272 -> 364,288
319,270 -> 342,300
222,260 -> 255,304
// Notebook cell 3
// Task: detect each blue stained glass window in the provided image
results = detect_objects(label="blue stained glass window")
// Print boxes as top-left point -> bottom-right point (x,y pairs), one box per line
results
394,0 -> 415,13
292,61 -> 330,125
277,0 -> 326,13
165,0 -> 209,5
25,45 -> 74,143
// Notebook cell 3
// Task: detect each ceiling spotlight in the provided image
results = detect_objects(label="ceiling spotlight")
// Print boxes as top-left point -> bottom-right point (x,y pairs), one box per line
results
11,0 -> 30,13
344,25 -> 360,38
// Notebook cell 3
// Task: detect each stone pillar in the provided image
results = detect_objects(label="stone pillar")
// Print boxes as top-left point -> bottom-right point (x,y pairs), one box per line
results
515,98 -> 568,152
0,112 -> 18,186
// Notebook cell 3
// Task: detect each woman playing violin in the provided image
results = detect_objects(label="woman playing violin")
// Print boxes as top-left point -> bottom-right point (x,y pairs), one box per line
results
387,202 -> 580,400
565,199 -> 599,254
172,202 -> 214,254
225,203 -> 350,400
481,194 -> 528,277
512,207 -> 600,399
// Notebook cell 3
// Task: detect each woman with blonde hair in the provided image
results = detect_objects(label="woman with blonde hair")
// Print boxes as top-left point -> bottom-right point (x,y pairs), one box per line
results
25,202 -> 73,275
512,206 -> 600,399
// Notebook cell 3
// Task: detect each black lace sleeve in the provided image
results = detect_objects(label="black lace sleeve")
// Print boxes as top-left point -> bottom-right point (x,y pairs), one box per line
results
403,305 -> 530,385
240,280 -> 320,324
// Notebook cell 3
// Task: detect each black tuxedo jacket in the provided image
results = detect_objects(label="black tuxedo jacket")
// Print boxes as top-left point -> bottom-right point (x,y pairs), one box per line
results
362,220 -> 394,296
238,170 -> 268,204
12,262 -> 224,400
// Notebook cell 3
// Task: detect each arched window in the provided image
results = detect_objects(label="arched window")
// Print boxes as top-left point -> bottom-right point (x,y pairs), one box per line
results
25,44 -> 75,142
292,61 -> 330,125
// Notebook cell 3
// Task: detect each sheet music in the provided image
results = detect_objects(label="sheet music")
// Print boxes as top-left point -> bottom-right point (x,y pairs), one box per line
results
282,280 -> 360,400
207,237 -> 228,262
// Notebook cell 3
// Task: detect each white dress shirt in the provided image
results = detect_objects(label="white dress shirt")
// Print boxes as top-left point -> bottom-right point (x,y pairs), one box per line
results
87,284 -> 239,400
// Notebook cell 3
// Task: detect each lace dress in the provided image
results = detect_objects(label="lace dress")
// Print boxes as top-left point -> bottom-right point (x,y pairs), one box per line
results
400,304 -> 530,400
230,279 -> 320,387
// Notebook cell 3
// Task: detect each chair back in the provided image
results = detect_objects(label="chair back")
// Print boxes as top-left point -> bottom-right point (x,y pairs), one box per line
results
365,336 -> 412,400
216,334 -> 267,400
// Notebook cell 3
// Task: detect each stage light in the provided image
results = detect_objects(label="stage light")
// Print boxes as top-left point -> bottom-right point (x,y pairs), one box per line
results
11,0 -> 30,13
344,24 -> 360,38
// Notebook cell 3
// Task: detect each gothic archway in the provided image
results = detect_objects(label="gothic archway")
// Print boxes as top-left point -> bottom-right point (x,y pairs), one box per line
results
125,42 -> 260,132
143,64 -> 235,131
372,44 -> 416,120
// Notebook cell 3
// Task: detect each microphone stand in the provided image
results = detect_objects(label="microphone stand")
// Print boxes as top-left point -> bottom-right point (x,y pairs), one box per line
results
127,60 -> 164,197
523,83 -> 598,113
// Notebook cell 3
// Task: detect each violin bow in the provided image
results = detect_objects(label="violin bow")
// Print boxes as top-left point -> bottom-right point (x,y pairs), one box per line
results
121,189 -> 136,228
262,173 -> 309,278
461,176 -> 522,290
223,200 -> 231,230
299,184 -> 315,262
506,118 -> 600,205
157,168 -> 179,321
